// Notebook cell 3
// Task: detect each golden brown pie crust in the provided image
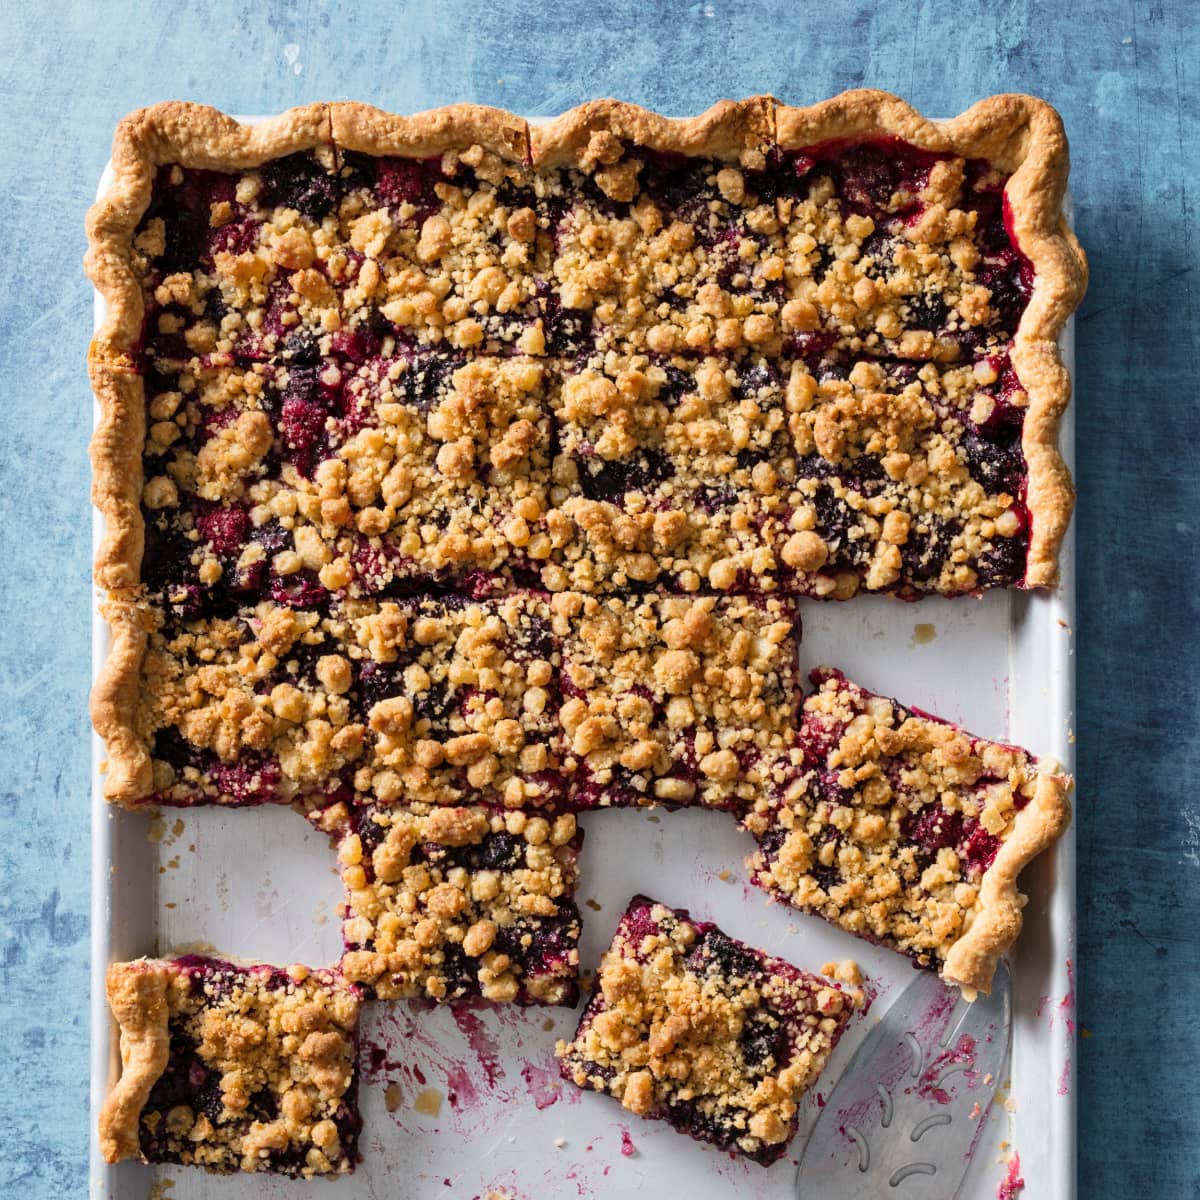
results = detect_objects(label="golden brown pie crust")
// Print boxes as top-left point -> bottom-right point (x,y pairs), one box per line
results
942,771 -> 1071,995
85,94 -> 1085,806
97,962 -> 171,1165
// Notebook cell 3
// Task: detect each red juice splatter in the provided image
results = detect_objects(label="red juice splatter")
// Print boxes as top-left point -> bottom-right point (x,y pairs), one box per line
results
997,1151 -> 1025,1199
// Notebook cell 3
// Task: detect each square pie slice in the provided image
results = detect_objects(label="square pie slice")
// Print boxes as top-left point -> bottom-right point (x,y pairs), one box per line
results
741,668 -> 1072,994
314,800 -> 583,1005
98,956 -> 361,1178
554,592 -> 802,810
557,895 -> 855,1165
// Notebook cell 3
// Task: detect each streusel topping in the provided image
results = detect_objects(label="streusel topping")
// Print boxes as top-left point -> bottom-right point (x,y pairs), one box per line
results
313,801 -> 582,1005
554,592 -> 801,809
135,592 -> 562,809
130,131 -> 1036,610
742,668 -> 1047,969
557,896 -> 852,1164
121,958 -> 360,1178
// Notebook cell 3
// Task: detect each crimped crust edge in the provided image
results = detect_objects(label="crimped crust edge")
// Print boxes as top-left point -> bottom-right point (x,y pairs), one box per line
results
98,961 -> 172,1164
942,771 -> 1073,995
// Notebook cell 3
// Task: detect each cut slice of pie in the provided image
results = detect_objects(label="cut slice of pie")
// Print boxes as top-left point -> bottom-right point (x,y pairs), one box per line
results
741,668 -> 1072,994
556,895 -> 855,1165
313,799 -> 583,1005
98,956 -> 361,1178
99,591 -> 564,810
553,592 -> 801,810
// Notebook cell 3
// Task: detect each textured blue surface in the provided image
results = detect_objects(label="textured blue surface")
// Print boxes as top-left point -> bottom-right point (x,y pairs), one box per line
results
0,1 -> 1195,1194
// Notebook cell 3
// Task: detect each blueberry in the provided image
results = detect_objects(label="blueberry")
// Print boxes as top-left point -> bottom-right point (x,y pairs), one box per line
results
356,659 -> 405,712
695,929 -> 760,982
976,257 -> 1030,334
469,832 -> 525,871
283,330 -> 321,364
904,293 -> 950,333
538,290 -> 594,356
859,231 -> 896,278
401,350 -> 460,411
259,152 -> 337,221
810,861 -> 842,894
976,532 -> 1028,587
578,448 -> 672,501
959,430 -> 1024,494
739,1016 -> 785,1069
695,483 -> 735,513
812,483 -> 869,566
900,515 -> 960,585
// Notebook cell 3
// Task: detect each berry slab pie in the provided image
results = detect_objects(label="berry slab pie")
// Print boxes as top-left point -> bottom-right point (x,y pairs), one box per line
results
99,956 -> 361,1178
312,800 -> 583,1005
88,94 -> 1085,804
741,668 -> 1072,995
556,895 -> 856,1165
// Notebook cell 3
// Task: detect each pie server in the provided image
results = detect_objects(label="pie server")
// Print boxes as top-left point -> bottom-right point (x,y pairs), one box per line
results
796,960 -> 1012,1198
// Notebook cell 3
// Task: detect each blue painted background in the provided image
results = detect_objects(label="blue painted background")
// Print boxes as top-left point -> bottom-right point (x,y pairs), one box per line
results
0,1 -> 1195,1193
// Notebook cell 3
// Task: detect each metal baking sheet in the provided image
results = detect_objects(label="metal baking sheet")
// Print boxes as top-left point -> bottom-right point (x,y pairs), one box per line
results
89,130 -> 1077,1200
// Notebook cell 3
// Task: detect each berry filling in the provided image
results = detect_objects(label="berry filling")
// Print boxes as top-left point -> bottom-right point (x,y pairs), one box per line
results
557,896 -> 854,1165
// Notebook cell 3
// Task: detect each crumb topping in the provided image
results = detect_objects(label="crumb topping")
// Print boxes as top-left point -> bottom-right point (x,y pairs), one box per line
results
313,800 -> 582,1005
556,896 -> 852,1164
125,958 -> 359,1178
134,590 -> 801,812
131,134 -> 1035,613
554,592 -> 801,809
535,140 -> 1025,363
742,668 -> 1048,969
134,592 -> 561,809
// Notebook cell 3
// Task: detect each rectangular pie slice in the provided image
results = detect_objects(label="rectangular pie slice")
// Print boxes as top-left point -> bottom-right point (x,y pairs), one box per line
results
547,353 -> 798,596
741,667 -> 1072,994
556,895 -> 855,1165
554,592 -> 801,810
102,590 -> 563,810
314,800 -> 583,1005
98,956 -> 361,1178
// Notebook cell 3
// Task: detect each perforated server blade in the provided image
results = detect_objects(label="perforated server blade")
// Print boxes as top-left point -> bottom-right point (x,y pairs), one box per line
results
796,961 -> 1011,1198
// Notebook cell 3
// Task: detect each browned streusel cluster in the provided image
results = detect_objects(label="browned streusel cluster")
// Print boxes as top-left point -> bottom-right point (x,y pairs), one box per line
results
554,592 -> 800,810
312,801 -> 583,1005
742,668 -> 1054,970
556,896 -> 853,1164
102,959 -> 360,1178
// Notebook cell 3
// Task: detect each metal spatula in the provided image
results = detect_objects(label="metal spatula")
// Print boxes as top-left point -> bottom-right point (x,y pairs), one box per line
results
796,961 -> 1012,1198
